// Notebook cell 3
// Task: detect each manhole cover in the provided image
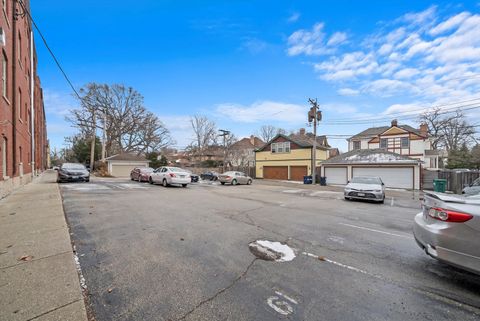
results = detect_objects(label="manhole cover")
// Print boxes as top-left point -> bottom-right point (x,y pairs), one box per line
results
249,240 -> 296,262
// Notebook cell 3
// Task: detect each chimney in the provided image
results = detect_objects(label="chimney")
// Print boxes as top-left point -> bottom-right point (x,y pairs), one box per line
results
391,119 -> 398,127
250,135 -> 255,146
419,123 -> 428,137
299,128 -> 306,135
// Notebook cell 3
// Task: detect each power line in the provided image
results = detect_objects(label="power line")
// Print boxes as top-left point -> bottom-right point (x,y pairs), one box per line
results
17,0 -> 81,100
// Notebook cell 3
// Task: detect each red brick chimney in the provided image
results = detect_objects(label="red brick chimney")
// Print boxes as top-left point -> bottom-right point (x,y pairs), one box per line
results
391,119 -> 398,127
419,123 -> 428,137
299,128 -> 306,135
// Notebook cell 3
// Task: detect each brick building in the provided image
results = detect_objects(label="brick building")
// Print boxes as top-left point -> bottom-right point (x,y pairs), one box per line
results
1,0 -> 48,197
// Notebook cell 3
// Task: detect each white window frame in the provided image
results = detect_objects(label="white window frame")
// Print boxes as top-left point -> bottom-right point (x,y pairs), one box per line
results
380,138 -> 388,149
1,52 -> 6,98
271,142 -> 291,154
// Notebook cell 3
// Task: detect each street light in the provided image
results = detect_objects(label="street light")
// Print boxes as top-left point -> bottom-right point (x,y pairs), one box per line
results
219,129 -> 230,172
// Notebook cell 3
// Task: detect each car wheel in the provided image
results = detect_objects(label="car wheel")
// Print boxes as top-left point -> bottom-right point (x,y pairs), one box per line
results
232,179 -> 237,186
344,196 -> 350,201
182,184 -> 187,188
85,178 -> 90,182
149,177 -> 154,184
221,182 -> 225,185
131,176 -> 134,181
163,179 -> 168,187
379,197 -> 385,204
247,180 -> 252,185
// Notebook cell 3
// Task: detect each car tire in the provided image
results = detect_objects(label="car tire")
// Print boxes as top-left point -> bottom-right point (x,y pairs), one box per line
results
163,179 -> 168,187
85,178 -> 90,182
131,176 -> 134,181
232,179 -> 237,186
247,180 -> 252,185
221,182 -> 225,185
182,184 -> 187,188
379,197 -> 385,204
344,196 -> 350,201
149,177 -> 154,184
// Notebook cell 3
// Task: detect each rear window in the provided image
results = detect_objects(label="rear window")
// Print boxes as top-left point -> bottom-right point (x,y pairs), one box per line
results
168,167 -> 184,172
62,163 -> 86,170
140,168 -> 154,173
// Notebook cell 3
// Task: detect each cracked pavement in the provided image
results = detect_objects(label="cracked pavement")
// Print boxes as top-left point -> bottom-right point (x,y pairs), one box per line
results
61,177 -> 480,321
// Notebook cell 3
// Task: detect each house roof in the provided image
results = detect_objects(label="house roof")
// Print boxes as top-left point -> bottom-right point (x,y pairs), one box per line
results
231,136 -> 265,150
322,149 -> 421,165
349,124 -> 423,140
105,153 -> 148,162
257,133 -> 330,151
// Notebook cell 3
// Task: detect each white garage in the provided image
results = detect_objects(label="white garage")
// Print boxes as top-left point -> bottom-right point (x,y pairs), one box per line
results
321,149 -> 421,190
352,167 -> 414,189
324,167 -> 348,185
105,154 -> 150,177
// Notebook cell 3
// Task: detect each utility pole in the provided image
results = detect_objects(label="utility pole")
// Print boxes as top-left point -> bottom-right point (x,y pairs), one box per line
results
89,109 -> 96,170
308,98 -> 322,179
101,111 -> 106,161
219,129 -> 230,172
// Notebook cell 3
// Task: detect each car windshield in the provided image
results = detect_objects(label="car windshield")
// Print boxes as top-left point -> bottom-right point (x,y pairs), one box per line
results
223,171 -> 236,175
62,163 -> 86,170
140,168 -> 154,173
351,177 -> 382,184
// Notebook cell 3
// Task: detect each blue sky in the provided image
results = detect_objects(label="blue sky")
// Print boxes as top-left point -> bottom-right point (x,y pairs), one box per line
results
32,1 -> 480,152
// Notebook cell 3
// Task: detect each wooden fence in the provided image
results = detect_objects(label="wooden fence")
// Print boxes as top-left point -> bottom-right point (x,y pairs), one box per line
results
423,169 -> 480,194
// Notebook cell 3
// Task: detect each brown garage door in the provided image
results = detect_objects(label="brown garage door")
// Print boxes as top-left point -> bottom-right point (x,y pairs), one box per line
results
290,166 -> 308,181
263,166 -> 288,180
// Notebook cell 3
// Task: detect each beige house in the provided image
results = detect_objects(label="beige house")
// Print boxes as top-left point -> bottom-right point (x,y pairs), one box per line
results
106,154 -> 150,177
229,135 -> 265,167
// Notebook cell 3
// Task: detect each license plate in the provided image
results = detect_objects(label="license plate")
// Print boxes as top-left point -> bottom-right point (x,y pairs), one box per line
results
72,176 -> 78,179
357,193 -> 365,197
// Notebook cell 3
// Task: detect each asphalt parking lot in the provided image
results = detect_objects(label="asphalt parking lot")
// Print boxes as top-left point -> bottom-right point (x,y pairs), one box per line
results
61,177 -> 480,321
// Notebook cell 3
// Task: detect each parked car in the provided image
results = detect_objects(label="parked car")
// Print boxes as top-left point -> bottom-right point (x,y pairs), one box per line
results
413,191 -> 480,275
183,169 -> 199,182
130,167 -> 154,182
462,177 -> 480,195
218,171 -> 252,185
149,166 -> 191,187
344,176 -> 385,203
200,171 -> 219,181
57,163 -> 90,183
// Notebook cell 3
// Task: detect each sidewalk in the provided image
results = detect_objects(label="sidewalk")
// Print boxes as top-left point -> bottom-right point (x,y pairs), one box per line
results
0,171 -> 88,321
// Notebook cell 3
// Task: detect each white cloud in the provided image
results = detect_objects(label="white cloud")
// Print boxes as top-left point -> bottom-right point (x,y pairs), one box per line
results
43,90 -> 77,117
337,88 -> 360,96
287,23 -> 347,56
292,7 -> 480,103
216,101 -> 306,123
327,32 -> 348,46
241,38 -> 268,54
287,12 -> 300,23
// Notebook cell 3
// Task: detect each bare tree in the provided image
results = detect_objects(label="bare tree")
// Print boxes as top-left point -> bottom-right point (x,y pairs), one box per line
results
67,83 -> 173,156
190,115 -> 217,157
258,125 -> 286,142
419,108 -> 476,151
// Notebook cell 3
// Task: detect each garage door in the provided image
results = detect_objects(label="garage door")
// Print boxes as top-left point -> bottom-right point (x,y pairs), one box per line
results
352,167 -> 413,189
324,167 -> 348,185
263,166 -> 288,180
290,166 -> 308,181
111,164 -> 137,177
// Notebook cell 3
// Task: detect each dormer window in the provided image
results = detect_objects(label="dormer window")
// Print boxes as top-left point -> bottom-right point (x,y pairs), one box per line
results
353,141 -> 360,150
401,137 -> 409,148
271,142 -> 291,153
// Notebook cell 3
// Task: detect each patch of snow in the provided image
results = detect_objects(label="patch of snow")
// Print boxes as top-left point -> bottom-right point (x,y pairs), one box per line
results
344,153 -> 415,163
282,189 -> 303,194
280,180 -> 303,184
254,240 -> 296,262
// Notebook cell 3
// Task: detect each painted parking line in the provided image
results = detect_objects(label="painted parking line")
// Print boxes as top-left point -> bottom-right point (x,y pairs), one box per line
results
338,222 -> 412,239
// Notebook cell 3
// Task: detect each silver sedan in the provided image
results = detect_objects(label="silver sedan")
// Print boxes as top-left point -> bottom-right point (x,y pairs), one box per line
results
218,171 -> 252,185
413,191 -> 480,275
344,176 -> 385,203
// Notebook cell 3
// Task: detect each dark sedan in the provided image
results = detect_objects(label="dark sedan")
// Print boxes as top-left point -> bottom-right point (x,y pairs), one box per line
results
57,163 -> 90,183
200,171 -> 219,181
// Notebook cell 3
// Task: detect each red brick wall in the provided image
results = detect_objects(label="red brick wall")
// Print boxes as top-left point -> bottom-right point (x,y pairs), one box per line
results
0,0 -> 47,180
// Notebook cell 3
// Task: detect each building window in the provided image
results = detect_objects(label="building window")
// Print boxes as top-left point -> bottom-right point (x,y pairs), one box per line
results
353,141 -> 360,150
401,137 -> 409,148
2,0 -> 6,14
18,33 -> 21,64
380,138 -> 388,149
1,52 -> 6,99
17,87 -> 21,120
271,142 -> 291,153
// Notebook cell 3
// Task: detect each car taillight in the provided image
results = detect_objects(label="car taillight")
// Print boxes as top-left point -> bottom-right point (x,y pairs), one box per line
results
169,173 -> 176,177
226,176 -> 231,179
427,207 -> 473,222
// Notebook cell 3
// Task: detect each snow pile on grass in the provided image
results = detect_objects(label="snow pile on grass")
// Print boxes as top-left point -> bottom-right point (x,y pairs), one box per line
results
344,153 -> 414,163
249,240 -> 296,262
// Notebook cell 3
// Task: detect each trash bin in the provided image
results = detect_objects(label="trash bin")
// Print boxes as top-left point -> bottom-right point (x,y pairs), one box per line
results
320,176 -> 327,186
433,179 -> 447,193
303,175 -> 313,184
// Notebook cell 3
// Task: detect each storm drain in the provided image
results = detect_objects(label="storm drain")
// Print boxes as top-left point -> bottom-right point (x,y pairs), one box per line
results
249,240 -> 296,262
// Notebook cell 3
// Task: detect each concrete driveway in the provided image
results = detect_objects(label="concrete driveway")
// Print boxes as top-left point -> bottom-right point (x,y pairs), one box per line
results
60,177 -> 480,321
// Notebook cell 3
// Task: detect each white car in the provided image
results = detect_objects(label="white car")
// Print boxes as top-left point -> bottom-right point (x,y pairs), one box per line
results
148,167 -> 191,187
